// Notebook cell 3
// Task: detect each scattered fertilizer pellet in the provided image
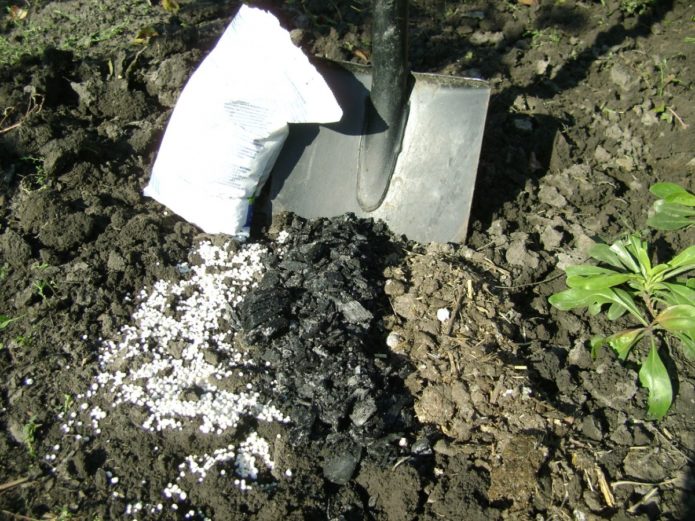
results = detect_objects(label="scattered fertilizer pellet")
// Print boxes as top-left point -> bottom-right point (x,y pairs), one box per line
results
46,238 -> 297,517
436,307 -> 450,322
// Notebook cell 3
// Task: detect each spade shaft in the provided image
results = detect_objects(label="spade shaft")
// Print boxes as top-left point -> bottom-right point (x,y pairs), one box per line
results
357,0 -> 410,211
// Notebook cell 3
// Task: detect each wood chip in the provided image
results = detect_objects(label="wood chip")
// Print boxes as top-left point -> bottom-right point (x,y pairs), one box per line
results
595,465 -> 616,507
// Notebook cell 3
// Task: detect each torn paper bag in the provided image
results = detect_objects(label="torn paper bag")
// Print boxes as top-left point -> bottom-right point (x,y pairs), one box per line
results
145,5 -> 342,238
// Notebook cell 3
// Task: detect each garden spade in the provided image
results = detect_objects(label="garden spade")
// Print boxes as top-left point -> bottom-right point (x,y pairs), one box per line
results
264,0 -> 490,243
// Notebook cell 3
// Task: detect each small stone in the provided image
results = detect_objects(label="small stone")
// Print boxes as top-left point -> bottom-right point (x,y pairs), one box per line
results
469,31 -> 504,46
687,157 -> 695,173
536,57 -> 551,76
641,110 -> 659,127
289,29 -> 304,46
386,332 -> 404,351
615,156 -> 634,171
610,63 -> 638,91
411,437 -> 432,456
338,300 -> 372,325
540,226 -> 563,250
392,293 -> 426,320
350,397 -> 377,427
593,145 -> 611,164
581,416 -> 604,442
323,448 -> 361,485
567,343 -> 592,369
107,251 -> 127,272
432,439 -> 457,457
505,234 -> 540,269
539,185 -> 567,207
384,279 -> 406,296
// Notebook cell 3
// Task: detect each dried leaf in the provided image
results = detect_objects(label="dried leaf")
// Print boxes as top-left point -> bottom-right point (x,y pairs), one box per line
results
7,5 -> 28,21
352,48 -> 370,63
133,26 -> 159,45
162,0 -> 180,14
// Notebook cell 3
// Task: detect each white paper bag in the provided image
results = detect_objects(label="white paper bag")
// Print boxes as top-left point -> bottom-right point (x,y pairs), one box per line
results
145,5 -> 342,238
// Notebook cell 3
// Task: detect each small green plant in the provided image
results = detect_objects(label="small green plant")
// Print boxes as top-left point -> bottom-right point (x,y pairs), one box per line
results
524,28 -> 563,47
647,182 -> 695,230
23,415 -> 39,458
33,279 -> 50,301
16,156 -> 49,192
62,394 -> 74,415
31,262 -> 56,302
0,314 -> 19,330
549,184 -> 695,420
620,0 -> 656,15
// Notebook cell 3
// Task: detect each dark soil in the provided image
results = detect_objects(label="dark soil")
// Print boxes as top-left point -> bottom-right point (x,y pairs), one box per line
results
1,1 -> 694,520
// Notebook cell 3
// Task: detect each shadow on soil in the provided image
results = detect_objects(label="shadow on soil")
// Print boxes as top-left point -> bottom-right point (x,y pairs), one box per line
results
470,0 -> 675,232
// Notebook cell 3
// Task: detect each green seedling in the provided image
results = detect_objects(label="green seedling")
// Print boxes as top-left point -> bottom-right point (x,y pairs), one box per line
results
0,314 -> 20,329
655,59 -> 681,98
23,415 -> 39,458
550,234 -> 695,420
524,28 -> 562,47
56,506 -> 73,521
162,0 -> 180,14
62,394 -> 74,415
620,0 -> 656,15
18,156 -> 49,192
33,279 -> 52,301
647,182 -> 695,230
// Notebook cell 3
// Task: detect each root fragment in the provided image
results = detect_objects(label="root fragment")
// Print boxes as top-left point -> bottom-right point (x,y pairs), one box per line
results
0,93 -> 44,134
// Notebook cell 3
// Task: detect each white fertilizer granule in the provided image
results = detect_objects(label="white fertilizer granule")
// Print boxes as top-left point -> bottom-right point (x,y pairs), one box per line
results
56,238 -> 295,516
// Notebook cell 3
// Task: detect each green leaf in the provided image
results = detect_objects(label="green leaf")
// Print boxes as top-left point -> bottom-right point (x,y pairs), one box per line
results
639,344 -> 672,420
548,287 -> 647,325
650,262 -> 672,279
650,182 -> 691,201
675,333 -> 695,360
589,243 -> 626,270
564,265 -> 621,277
0,315 -> 17,330
668,245 -> 695,270
627,235 -> 652,275
650,182 -> 695,206
606,328 -> 645,360
658,282 -> 695,306
610,239 -> 640,273
566,270 -> 635,290
611,288 -> 648,325
590,336 -> 606,359
647,200 -> 695,230
607,302 -> 628,320
548,287 -> 591,310
654,305 -> 695,334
